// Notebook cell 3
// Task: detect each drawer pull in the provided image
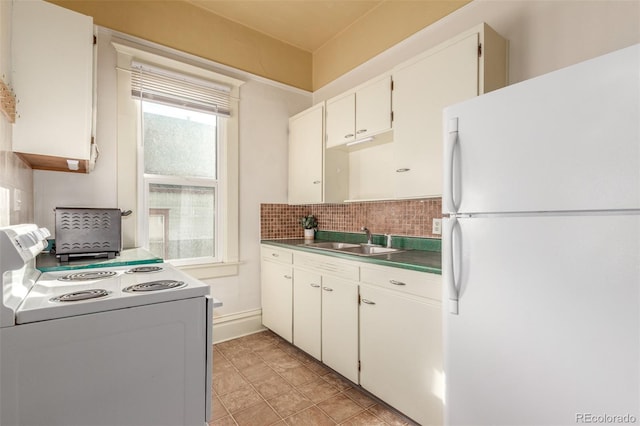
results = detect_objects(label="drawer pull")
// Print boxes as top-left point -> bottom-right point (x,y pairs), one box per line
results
322,287 -> 334,292
389,280 -> 406,286
271,253 -> 279,257
344,133 -> 354,139
361,299 -> 376,305
310,283 -> 321,288
313,180 -> 321,184
284,275 -> 292,279
356,129 -> 367,134
396,168 -> 411,173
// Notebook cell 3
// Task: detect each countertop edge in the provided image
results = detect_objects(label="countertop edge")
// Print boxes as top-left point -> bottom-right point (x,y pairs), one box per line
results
261,239 -> 442,275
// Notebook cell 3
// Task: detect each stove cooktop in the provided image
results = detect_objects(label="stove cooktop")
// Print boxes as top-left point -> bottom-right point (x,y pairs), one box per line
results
16,263 -> 210,324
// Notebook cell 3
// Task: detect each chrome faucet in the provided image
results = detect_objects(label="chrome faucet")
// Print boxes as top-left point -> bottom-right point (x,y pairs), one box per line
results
361,226 -> 372,245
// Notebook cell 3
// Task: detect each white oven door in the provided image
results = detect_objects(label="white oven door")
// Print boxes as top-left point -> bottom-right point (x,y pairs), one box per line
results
0,297 -> 209,426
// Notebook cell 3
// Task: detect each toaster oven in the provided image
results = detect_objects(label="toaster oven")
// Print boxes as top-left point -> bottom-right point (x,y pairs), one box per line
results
53,207 -> 130,262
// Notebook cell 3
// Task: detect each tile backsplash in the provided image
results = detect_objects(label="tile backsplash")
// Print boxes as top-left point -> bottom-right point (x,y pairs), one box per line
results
261,198 -> 442,240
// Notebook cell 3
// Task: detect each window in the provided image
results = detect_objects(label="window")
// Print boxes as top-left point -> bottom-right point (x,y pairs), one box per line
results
114,39 -> 242,277
141,100 -> 220,263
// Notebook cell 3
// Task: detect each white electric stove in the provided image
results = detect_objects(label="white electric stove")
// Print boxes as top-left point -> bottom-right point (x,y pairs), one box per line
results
0,224 -> 216,426
18,262 -> 211,323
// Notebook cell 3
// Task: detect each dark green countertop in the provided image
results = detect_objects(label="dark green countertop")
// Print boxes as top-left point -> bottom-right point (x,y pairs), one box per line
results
36,248 -> 163,272
261,237 -> 442,275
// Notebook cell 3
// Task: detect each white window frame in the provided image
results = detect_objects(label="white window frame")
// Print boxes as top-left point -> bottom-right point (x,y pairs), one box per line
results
113,38 -> 242,278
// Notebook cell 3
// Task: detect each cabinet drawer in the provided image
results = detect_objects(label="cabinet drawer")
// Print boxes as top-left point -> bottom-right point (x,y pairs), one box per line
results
294,253 -> 359,281
261,246 -> 293,264
360,266 -> 441,301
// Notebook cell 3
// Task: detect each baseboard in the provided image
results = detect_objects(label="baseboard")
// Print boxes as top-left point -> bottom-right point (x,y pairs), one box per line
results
212,308 -> 266,343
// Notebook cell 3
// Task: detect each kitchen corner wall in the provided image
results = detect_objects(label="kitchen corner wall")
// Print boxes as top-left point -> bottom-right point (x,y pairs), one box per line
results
0,0 -> 33,227
261,198 -> 442,240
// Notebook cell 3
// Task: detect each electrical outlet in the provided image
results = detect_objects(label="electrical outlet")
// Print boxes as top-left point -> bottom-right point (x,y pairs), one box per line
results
432,218 -> 442,235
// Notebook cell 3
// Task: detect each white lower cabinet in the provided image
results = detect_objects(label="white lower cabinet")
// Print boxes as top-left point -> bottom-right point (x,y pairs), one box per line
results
262,244 -> 442,424
320,276 -> 359,383
261,247 -> 293,343
360,285 -> 443,426
292,253 -> 360,382
292,269 -> 322,360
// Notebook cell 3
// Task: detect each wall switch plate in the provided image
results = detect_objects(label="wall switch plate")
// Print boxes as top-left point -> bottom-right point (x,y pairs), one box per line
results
432,218 -> 442,235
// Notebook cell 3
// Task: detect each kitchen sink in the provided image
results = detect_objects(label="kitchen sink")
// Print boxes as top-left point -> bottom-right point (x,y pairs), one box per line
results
302,242 -> 361,249
299,242 -> 403,256
338,245 -> 402,256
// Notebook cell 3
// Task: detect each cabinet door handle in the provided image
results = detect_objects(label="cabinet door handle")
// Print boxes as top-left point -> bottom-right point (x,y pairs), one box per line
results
361,298 -> 376,305
356,129 -> 367,134
313,180 -> 321,184
396,168 -> 411,173
310,283 -> 321,288
344,133 -> 354,139
322,287 -> 333,292
389,280 -> 406,286
284,275 -> 292,279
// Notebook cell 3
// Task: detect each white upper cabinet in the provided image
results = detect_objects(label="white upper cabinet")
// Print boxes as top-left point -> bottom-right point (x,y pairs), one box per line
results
12,0 -> 95,173
288,103 -> 349,204
325,93 -> 355,147
326,74 -> 392,149
288,104 -> 324,204
392,23 -> 507,199
287,23 -> 506,204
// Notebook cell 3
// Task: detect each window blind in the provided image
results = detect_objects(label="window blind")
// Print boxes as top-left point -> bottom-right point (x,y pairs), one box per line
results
131,62 -> 232,117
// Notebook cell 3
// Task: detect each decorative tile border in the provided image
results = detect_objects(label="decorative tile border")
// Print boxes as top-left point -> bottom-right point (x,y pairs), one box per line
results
260,198 -> 442,240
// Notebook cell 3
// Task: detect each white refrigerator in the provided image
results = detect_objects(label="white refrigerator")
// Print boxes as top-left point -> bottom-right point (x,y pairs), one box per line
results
442,44 -> 639,426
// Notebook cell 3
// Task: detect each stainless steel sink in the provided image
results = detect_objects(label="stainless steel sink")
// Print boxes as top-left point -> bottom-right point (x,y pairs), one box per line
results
300,241 -> 403,256
338,245 -> 402,256
302,242 -> 360,250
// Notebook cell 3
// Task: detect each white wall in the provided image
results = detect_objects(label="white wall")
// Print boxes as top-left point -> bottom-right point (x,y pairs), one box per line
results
314,0 -> 640,102
208,79 -> 309,319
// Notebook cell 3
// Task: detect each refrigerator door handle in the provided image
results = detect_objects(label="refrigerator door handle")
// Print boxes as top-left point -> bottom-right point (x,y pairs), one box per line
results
447,216 -> 460,314
444,117 -> 459,214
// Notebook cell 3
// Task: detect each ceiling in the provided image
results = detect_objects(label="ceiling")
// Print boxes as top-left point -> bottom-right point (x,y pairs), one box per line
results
185,0 -> 404,53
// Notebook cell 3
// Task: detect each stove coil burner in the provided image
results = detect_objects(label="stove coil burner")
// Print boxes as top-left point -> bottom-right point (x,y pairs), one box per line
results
125,265 -> 164,274
58,271 -> 118,282
123,280 -> 186,293
50,289 -> 111,302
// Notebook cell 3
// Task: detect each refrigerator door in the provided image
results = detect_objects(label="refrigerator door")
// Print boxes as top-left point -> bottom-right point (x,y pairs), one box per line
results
442,213 -> 640,425
443,44 -> 640,215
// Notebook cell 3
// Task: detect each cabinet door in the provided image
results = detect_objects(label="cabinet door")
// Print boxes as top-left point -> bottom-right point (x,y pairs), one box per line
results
288,104 -> 324,204
326,93 -> 355,148
355,75 -> 392,139
293,269 -> 322,360
360,285 -> 443,426
393,33 -> 479,198
261,260 -> 293,342
321,276 -> 359,383
12,0 -> 94,169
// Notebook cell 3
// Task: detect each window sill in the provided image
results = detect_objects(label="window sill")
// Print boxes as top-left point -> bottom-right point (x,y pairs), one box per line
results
175,261 -> 240,280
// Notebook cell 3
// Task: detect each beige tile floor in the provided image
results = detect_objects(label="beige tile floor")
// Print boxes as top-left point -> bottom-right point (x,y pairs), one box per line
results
211,330 -> 420,426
